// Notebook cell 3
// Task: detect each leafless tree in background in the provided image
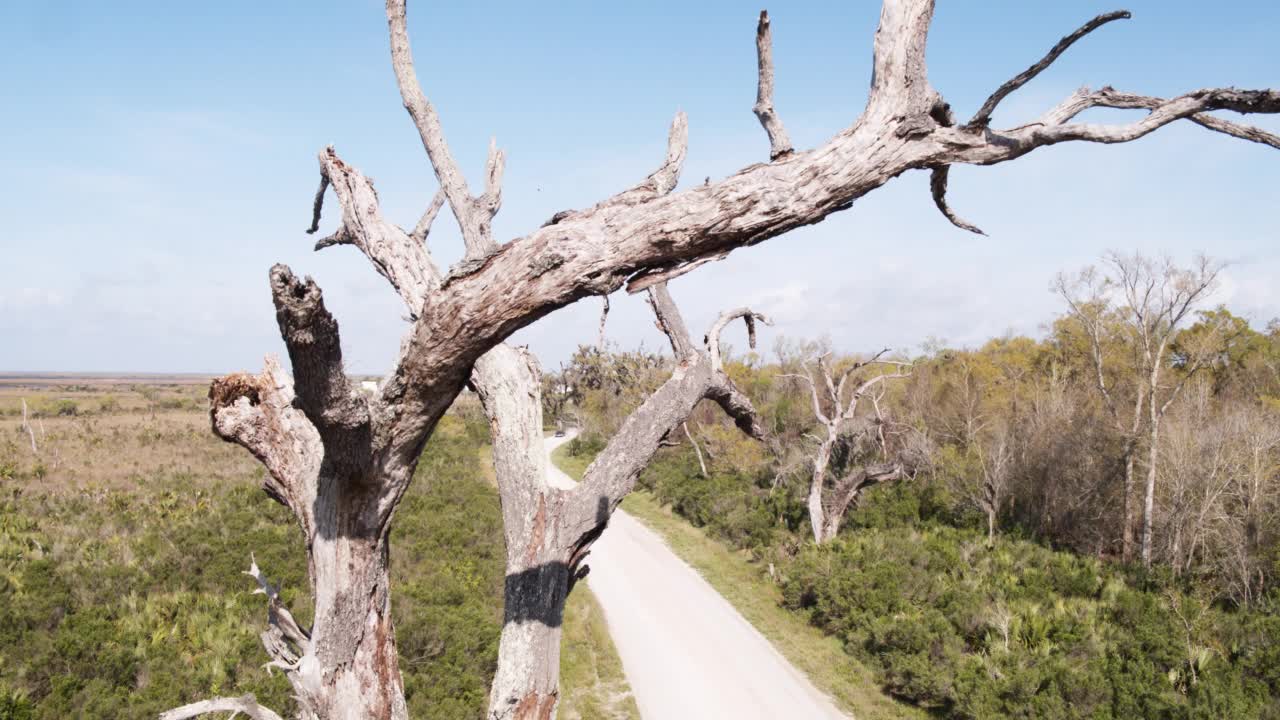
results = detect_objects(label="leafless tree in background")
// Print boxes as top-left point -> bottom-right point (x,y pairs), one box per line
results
1161,385 -> 1280,605
169,0 -> 1280,716
1058,253 -> 1220,566
974,425 -> 1014,545
786,353 -> 912,543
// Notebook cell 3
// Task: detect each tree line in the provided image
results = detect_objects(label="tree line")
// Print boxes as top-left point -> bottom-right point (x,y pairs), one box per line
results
552,253 -> 1280,717
554,252 -> 1280,609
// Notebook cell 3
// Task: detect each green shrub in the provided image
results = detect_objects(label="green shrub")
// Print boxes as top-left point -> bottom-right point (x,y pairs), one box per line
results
563,429 -> 1280,719
0,410 -> 507,720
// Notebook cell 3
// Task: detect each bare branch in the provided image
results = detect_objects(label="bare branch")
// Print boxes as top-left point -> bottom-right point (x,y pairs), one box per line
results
706,381 -> 769,442
828,461 -> 904,523
410,188 -> 447,243
850,369 -> 913,405
835,350 -> 887,413
208,356 -> 320,512
782,370 -> 829,426
244,553 -> 313,658
868,0 -> 939,112
615,111 -> 689,204
269,265 -> 370,451
305,169 -> 330,235
626,251 -> 728,294
929,165 -> 985,235
753,10 -> 793,160
483,136 -> 506,216
568,358 -> 716,528
385,0 -> 505,259
312,147 -> 439,312
647,282 -> 697,361
20,398 -> 37,455
705,307 -> 773,373
982,88 -> 1280,149
818,355 -> 840,410
597,295 -> 610,352
684,422 -> 708,478
1087,89 -> 1280,149
159,695 -> 285,720
968,10 -> 1131,128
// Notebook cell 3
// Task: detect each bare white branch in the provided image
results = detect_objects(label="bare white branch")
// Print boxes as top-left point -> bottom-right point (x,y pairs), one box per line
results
753,10 -> 793,160
684,422 -> 708,478
410,188 -> 447,244
647,283 -> 697,361
159,695 -> 285,720
705,307 -> 773,373
20,398 -> 37,454
597,295 -> 610,352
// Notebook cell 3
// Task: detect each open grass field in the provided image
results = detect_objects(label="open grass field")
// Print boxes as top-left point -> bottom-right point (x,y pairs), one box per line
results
0,377 -> 633,719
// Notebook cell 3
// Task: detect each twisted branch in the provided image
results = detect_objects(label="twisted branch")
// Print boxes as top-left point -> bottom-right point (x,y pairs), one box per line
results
968,10 -> 1131,128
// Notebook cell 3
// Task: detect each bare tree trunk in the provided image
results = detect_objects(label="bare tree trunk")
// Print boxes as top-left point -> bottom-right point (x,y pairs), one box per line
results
1121,438 -> 1138,560
306,528 -> 406,720
1142,420 -> 1161,567
807,441 -> 833,544
472,347 -> 573,719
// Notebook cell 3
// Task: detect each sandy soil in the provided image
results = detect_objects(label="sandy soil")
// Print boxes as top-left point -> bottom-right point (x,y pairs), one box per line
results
545,433 -> 849,720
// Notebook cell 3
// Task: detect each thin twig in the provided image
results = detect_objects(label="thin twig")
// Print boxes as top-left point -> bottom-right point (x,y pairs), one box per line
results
968,10 -> 1131,128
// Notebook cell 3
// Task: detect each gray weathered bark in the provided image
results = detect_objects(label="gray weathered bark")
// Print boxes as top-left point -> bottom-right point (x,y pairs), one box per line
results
172,0 -> 1280,716
476,284 -> 770,720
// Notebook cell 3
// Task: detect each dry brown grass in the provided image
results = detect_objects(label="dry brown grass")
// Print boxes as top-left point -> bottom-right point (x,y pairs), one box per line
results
0,380 -> 258,494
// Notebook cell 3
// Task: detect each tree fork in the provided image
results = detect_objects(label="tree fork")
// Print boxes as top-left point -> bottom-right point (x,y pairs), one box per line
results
172,0 -> 1280,716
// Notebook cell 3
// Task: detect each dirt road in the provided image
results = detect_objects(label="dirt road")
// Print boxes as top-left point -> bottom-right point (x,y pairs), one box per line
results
546,434 -> 849,720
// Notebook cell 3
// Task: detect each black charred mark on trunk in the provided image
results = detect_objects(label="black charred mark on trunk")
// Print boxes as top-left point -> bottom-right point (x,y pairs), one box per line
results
502,563 -> 571,627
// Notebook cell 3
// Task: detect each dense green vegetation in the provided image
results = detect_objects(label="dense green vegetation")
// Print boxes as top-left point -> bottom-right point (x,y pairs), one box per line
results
556,283 -> 1280,719
0,391 -> 633,720
565,432 -> 1280,719
0,413 -> 504,719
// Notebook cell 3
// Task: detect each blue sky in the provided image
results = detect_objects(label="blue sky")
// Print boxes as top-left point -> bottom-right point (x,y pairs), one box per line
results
2,1 -> 1277,373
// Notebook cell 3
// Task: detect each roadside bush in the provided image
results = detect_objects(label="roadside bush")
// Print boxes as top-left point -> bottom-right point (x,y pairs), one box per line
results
780,522 -> 1276,719
638,449 -> 796,551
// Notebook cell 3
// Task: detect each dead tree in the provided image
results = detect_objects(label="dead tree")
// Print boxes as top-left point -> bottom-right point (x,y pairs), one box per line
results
475,282 -> 768,718
172,0 -> 1280,717
786,352 -> 912,543
975,426 -> 1013,546
20,398 -> 38,455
